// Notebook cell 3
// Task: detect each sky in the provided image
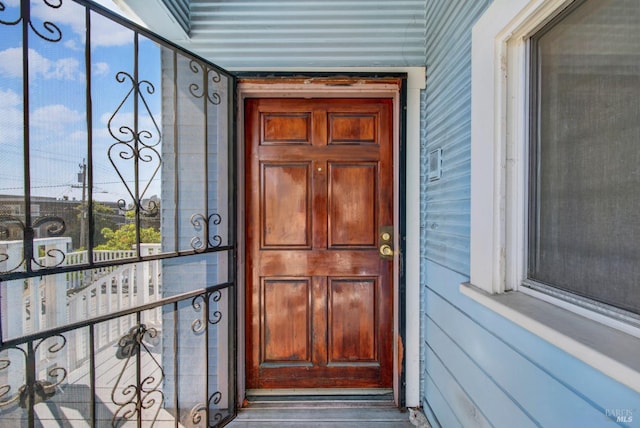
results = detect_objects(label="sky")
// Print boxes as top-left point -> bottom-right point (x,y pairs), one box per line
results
0,0 -> 162,204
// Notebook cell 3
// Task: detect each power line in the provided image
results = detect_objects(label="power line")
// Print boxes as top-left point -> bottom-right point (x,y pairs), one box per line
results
0,178 -> 160,192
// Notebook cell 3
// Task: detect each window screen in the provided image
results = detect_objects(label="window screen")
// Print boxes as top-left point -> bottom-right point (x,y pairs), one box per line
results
529,0 -> 640,315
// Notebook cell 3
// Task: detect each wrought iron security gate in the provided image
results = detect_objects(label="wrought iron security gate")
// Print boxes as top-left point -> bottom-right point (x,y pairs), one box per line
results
0,0 -> 236,426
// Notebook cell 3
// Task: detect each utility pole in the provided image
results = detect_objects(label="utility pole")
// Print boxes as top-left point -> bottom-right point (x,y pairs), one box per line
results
72,159 -> 87,249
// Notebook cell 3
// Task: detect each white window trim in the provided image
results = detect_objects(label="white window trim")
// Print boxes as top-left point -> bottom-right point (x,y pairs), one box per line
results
468,0 -> 640,393
470,0 -> 575,295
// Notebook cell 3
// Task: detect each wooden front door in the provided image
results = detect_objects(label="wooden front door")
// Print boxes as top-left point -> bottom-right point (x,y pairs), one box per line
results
245,97 -> 394,389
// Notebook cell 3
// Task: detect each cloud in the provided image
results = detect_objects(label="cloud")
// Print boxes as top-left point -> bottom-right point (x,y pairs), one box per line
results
47,57 -> 82,80
0,88 -> 23,144
64,39 -> 82,51
31,104 -> 84,133
93,62 -> 110,76
31,0 -> 132,48
0,88 -> 21,108
0,92 -> 89,148
0,48 -> 22,77
0,48 -> 83,80
91,15 -> 134,47
70,130 -> 88,144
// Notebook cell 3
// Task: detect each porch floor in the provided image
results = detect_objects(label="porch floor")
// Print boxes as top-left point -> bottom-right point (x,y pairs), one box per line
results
226,401 -> 417,427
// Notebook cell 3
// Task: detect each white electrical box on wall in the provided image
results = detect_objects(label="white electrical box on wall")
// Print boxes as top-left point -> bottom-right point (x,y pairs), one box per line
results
428,148 -> 442,181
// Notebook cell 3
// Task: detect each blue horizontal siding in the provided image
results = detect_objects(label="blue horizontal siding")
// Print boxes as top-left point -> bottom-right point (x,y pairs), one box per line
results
423,373 -> 463,428
421,1 -> 640,426
423,260 -> 640,428
162,0 -> 190,33
422,0 -> 490,276
424,317 -> 536,428
185,0 -> 427,68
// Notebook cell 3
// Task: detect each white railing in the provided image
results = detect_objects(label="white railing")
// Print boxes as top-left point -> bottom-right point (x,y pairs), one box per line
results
23,244 -> 163,379
66,256 -> 162,378
55,249 -> 137,291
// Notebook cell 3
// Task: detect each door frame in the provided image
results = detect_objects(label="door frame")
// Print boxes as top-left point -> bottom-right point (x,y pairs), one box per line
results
235,69 -> 424,407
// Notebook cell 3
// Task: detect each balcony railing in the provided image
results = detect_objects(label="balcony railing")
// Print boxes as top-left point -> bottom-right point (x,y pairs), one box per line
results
0,281 -> 234,427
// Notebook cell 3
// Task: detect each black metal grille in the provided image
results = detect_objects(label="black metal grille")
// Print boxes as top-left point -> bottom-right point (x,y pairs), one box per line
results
0,0 -> 237,426
0,284 -> 235,427
0,0 -> 235,281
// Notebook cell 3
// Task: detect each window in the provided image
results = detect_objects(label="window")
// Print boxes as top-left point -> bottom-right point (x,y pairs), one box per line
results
526,0 -> 640,317
468,0 -> 640,393
470,0 -> 640,322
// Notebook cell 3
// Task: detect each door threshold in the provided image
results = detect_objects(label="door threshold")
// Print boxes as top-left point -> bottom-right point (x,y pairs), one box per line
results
247,388 -> 392,397
245,388 -> 395,407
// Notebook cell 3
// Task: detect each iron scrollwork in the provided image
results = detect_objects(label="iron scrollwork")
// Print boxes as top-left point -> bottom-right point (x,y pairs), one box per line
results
0,0 -> 63,42
188,60 -> 222,105
188,391 -> 225,428
107,71 -> 162,216
0,334 -> 68,409
191,290 -> 223,334
190,213 -> 223,252
189,291 -> 225,426
0,214 -> 66,274
112,324 -> 164,427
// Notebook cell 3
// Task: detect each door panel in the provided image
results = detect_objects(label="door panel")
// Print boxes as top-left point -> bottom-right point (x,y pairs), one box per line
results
263,113 -> 311,144
328,277 -> 377,362
261,163 -> 311,248
246,98 -> 393,389
262,278 -> 312,363
328,113 -> 377,144
328,163 -> 377,247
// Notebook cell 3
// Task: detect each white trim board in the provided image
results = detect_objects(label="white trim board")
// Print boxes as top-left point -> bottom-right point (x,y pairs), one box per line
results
234,67 -> 425,409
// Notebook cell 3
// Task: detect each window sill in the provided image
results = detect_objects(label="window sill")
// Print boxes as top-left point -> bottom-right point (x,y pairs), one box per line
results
460,282 -> 640,393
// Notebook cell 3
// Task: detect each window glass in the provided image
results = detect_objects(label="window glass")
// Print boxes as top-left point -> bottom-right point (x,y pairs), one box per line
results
529,0 -> 640,315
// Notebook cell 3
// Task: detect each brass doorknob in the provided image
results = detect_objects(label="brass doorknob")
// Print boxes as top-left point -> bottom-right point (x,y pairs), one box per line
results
379,244 -> 394,257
